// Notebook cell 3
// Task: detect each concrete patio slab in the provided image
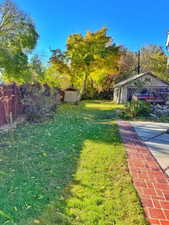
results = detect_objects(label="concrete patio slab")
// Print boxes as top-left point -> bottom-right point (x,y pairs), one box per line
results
131,121 -> 169,176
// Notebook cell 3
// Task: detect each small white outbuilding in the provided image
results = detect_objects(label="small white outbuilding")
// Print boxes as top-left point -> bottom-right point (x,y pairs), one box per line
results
64,87 -> 80,103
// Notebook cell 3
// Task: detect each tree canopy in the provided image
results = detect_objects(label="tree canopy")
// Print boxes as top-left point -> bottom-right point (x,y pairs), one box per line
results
49,27 -> 120,97
118,45 -> 169,83
0,0 -> 39,83
140,45 -> 168,81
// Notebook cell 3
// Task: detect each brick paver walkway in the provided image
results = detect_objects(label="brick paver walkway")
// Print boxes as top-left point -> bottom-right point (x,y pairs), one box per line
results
118,121 -> 169,225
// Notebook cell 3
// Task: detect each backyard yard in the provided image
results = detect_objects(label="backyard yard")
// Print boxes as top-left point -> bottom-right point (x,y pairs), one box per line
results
1,1 -> 169,225
0,101 -> 147,225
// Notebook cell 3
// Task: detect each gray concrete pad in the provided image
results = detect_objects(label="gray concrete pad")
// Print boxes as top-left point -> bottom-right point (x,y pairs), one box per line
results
130,121 -> 169,176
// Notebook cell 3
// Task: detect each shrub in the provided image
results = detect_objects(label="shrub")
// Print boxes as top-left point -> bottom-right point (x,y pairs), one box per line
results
82,89 -> 114,100
120,100 -> 151,119
157,115 -> 169,123
152,104 -> 169,117
20,83 -> 60,122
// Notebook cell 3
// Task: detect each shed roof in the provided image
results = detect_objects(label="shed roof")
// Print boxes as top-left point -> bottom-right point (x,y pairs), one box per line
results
114,72 -> 169,88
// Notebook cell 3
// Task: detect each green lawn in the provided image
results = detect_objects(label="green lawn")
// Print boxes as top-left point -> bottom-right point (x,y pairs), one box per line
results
0,101 -> 147,225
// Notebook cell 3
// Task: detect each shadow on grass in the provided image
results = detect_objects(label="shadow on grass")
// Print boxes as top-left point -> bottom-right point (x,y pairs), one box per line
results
0,101 -> 146,225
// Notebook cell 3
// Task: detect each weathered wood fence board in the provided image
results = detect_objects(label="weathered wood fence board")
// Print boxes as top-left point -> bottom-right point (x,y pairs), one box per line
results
0,84 -> 22,126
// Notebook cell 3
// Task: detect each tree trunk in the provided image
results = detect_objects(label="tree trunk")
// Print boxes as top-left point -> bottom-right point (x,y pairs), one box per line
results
80,72 -> 88,97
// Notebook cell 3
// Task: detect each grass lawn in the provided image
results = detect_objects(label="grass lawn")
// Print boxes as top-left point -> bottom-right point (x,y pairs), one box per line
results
0,101 -> 147,225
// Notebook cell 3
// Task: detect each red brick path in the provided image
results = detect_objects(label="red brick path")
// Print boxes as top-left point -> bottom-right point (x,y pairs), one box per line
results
118,121 -> 169,225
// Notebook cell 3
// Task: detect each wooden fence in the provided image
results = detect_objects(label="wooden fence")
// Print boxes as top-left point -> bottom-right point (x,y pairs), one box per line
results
0,84 -> 22,126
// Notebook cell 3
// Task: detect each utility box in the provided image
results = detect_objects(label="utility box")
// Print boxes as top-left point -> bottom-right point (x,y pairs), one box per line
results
64,88 -> 80,103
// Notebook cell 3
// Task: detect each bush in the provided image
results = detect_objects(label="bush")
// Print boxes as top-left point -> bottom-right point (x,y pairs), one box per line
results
82,89 -> 114,100
120,100 -> 151,119
20,83 -> 60,122
152,104 -> 169,117
94,89 -> 114,100
158,116 -> 169,122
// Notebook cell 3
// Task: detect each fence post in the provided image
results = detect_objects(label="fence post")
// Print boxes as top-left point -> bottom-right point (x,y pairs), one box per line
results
0,84 -> 22,126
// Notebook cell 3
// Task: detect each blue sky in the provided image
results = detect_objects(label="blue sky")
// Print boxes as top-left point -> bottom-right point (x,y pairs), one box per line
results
3,0 -> 169,62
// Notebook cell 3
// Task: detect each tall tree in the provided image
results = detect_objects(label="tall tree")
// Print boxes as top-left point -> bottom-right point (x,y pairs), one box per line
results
0,0 -> 39,83
49,28 -> 120,96
118,45 -> 169,83
117,48 -> 138,82
29,54 -> 45,83
140,45 -> 168,81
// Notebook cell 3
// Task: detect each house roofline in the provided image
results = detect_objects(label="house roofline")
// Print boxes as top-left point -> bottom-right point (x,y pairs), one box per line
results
114,72 -> 169,88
